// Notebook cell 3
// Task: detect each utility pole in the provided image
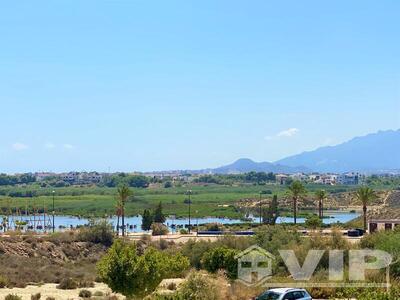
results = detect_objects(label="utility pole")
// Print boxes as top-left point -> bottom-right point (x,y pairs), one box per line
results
259,191 -> 262,225
195,210 -> 199,236
187,190 -> 192,233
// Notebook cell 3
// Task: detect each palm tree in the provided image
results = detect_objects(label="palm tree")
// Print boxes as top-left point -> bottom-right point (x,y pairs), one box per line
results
315,190 -> 327,219
115,197 -> 122,236
287,181 -> 307,225
117,185 -> 132,236
355,186 -> 376,232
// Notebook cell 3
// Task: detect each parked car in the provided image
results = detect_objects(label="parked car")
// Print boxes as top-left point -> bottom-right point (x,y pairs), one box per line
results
255,288 -> 312,300
347,228 -> 364,237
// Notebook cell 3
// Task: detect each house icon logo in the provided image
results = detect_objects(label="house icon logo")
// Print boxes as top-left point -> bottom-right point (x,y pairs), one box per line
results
235,245 -> 275,286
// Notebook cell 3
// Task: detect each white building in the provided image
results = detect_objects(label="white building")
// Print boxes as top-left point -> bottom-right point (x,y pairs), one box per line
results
276,174 -> 289,185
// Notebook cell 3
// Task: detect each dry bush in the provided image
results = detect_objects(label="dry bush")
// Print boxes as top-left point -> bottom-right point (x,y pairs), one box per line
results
78,289 -> 92,298
178,271 -> 222,300
151,223 -> 169,236
166,282 -> 176,291
228,281 -> 264,300
0,274 -> 9,288
4,294 -> 22,300
30,293 -> 41,300
93,291 -> 104,297
77,279 -> 95,288
0,254 -> 99,288
57,277 -> 78,290
45,231 -> 77,244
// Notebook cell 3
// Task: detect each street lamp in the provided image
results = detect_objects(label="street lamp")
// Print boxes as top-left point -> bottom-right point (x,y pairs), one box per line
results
195,210 -> 199,236
259,191 -> 262,224
52,190 -> 55,233
186,190 -> 192,233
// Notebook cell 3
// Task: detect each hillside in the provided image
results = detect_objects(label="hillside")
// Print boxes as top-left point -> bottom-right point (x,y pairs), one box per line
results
276,129 -> 400,173
211,158 -> 310,174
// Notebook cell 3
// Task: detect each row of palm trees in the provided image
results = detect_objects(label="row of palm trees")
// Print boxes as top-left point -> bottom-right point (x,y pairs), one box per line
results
114,181 -> 376,236
287,181 -> 376,231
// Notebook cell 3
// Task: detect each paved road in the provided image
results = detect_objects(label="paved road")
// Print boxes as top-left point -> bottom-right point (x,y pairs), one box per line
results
126,232 -> 362,243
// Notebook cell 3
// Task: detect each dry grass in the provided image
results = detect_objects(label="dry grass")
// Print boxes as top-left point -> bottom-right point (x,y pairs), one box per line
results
0,232 -> 106,288
0,283 -> 124,300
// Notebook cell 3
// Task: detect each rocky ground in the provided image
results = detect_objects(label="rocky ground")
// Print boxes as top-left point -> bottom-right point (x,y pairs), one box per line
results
0,233 -> 107,288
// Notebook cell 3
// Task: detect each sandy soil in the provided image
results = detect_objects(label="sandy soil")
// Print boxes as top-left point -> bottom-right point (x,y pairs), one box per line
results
0,283 -> 124,300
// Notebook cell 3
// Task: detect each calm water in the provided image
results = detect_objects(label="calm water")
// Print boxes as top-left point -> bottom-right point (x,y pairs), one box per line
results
1,212 -> 360,232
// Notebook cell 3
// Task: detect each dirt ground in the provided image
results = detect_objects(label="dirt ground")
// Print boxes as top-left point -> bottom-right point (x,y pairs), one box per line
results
0,283 -> 124,300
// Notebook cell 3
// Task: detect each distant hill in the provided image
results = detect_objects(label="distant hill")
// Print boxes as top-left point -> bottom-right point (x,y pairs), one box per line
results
275,129 -> 400,173
210,158 -> 310,174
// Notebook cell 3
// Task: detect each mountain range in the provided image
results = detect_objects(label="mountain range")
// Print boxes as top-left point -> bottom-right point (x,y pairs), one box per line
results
205,129 -> 400,174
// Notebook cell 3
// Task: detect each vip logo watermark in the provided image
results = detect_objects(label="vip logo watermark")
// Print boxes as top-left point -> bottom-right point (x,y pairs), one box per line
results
235,246 -> 275,285
235,246 -> 393,289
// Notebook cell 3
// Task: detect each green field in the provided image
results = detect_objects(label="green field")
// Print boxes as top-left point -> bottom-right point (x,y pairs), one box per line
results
0,183 -> 365,218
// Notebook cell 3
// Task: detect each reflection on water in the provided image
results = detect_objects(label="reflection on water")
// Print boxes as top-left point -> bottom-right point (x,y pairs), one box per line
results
0,212 -> 360,232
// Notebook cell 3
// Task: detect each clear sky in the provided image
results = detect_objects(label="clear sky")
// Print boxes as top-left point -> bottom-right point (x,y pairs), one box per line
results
1,1 -> 399,173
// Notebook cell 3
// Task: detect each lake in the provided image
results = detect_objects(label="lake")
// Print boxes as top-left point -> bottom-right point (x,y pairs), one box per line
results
1,211 -> 360,232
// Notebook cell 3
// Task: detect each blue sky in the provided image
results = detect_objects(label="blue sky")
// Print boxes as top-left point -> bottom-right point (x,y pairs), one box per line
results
1,1 -> 399,173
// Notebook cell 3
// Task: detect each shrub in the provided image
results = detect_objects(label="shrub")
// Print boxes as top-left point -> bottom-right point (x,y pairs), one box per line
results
97,240 -> 189,297
151,223 -> 169,236
78,279 -> 95,288
167,282 -> 177,291
201,246 -> 238,279
181,240 -> 214,269
179,228 -> 188,234
46,231 -> 77,244
57,277 -> 78,290
0,274 -> 8,288
93,291 -> 104,297
305,215 -> 323,229
178,271 -> 221,300
254,225 -> 301,256
5,295 -> 22,300
181,237 -> 253,270
78,220 -> 114,247
361,230 -> 400,277
205,223 -> 223,232
78,289 -> 92,298
31,293 -> 41,300
164,181 -> 173,188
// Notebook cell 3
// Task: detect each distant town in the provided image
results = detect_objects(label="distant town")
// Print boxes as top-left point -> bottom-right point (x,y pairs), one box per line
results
1,170 -> 399,188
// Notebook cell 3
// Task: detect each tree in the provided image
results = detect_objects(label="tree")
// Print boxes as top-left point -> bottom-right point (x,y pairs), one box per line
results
355,186 -> 376,231
263,194 -> 279,225
127,175 -> 149,188
153,201 -> 166,223
141,209 -> 153,231
97,240 -> 189,297
305,215 -> 323,229
315,190 -> 327,219
164,181 -> 173,188
201,246 -> 238,279
151,222 -> 169,236
287,181 -> 307,225
117,185 -> 132,236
